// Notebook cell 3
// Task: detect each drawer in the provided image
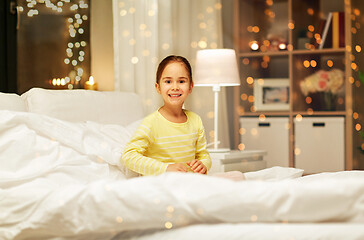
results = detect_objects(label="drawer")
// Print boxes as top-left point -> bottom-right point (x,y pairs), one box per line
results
294,117 -> 344,173
240,117 -> 289,168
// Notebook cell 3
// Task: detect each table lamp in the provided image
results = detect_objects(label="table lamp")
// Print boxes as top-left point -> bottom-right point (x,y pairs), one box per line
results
194,49 -> 241,152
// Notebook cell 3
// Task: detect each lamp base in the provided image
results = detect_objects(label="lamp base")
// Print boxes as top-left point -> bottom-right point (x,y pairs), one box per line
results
207,148 -> 230,153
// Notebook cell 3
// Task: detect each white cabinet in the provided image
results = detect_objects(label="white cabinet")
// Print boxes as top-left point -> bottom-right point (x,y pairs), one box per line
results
240,117 -> 289,168
208,150 -> 267,174
294,117 -> 345,173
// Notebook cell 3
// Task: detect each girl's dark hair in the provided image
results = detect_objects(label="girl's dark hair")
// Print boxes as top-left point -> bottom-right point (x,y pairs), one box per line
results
156,55 -> 193,84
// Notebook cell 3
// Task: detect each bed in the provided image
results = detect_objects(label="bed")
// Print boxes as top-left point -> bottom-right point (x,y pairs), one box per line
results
1,88 -> 364,240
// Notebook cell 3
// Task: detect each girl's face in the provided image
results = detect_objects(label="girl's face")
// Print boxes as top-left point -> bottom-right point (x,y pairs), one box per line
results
155,62 -> 193,108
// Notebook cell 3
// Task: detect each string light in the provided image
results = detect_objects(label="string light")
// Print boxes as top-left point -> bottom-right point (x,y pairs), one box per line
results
22,0 -> 89,89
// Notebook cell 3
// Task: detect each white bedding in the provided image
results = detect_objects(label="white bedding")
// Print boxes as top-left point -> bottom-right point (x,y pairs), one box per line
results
1,110 -> 364,240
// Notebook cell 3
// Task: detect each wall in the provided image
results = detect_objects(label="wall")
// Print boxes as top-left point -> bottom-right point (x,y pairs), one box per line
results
90,0 -> 114,91
221,0 -> 237,149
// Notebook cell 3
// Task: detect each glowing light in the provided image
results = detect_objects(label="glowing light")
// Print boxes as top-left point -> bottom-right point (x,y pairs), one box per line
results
252,26 -> 260,33
356,45 -> 362,52
259,114 -> 266,121
308,25 -> 315,32
162,43 -> 170,50
251,215 -> 258,222
249,41 -> 259,51
307,8 -> 314,15
206,7 -> 213,13
288,22 -> 295,30
248,95 -> 255,103
257,78 -> 264,86
198,41 -> 207,49
167,206 -> 174,213
238,143 -> 245,150
310,60 -> 317,67
306,96 -> 312,104
353,112 -> 359,119
303,60 -> 310,68
120,10 -> 127,16
239,94 -> 247,101
295,148 -> 301,155
251,128 -> 258,136
356,124 -> 362,131
279,43 -> 286,50
116,216 -> 123,223
215,3 -> 222,9
327,60 -> 334,67
239,128 -> 246,135
131,57 -> 139,64
296,114 -> 303,121
242,58 -> 249,65
129,7 -> 136,14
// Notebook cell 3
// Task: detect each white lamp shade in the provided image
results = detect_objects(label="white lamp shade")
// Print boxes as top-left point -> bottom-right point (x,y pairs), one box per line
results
194,49 -> 241,86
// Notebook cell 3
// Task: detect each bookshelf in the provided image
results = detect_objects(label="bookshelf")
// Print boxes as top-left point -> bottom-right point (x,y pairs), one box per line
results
233,0 -> 364,171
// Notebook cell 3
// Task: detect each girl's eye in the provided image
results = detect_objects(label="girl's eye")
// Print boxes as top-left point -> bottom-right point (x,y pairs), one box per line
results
179,80 -> 185,83
165,80 -> 171,84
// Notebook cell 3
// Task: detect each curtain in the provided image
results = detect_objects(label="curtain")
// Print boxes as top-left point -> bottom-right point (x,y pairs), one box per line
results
113,0 -> 230,148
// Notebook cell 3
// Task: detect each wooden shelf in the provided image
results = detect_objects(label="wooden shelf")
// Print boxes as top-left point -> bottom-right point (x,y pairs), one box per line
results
239,51 -> 289,58
292,48 -> 346,55
239,112 -> 289,117
233,0 -> 356,171
292,111 -> 346,116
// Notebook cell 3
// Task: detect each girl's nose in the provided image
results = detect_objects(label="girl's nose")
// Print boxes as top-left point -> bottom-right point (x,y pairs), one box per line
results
172,82 -> 179,90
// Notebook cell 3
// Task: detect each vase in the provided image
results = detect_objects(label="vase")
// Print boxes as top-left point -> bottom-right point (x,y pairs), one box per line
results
309,92 -> 336,111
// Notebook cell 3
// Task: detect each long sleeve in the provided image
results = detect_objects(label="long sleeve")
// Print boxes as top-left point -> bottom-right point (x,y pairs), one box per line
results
195,119 -> 212,171
122,122 -> 169,176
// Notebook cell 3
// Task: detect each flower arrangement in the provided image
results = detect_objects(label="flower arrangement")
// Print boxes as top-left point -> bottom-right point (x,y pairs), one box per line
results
300,69 -> 344,96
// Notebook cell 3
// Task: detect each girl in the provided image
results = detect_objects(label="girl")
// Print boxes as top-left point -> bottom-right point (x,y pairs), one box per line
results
122,55 -> 211,176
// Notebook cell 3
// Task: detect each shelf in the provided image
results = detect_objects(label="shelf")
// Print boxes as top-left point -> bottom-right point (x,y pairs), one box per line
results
292,48 -> 346,55
292,111 -> 346,116
234,0 -> 358,171
238,48 -> 345,58
239,111 -> 346,117
240,112 -> 289,117
239,51 -> 289,58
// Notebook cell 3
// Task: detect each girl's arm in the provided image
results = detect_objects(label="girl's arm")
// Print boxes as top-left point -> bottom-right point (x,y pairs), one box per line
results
195,123 -> 212,171
122,123 -> 169,176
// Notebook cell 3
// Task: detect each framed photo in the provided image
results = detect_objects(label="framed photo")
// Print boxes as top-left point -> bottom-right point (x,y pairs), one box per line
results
254,78 -> 289,111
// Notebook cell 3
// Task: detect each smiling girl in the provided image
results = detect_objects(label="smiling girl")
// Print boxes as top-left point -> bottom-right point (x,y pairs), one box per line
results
122,55 -> 211,176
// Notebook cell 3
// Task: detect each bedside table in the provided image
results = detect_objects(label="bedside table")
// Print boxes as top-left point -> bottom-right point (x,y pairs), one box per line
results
207,150 -> 267,175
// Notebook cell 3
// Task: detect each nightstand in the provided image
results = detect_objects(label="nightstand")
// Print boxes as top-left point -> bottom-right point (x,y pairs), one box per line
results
207,150 -> 267,175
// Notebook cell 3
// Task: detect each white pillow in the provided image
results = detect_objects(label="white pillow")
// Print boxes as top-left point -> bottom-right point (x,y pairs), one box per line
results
22,88 -> 144,126
0,92 -> 27,112
244,166 -> 304,181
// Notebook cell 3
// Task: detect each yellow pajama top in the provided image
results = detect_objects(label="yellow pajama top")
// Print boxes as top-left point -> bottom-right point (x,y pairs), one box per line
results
122,110 -> 211,176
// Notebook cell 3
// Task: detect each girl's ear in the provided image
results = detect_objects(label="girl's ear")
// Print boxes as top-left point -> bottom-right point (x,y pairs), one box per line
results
155,83 -> 161,94
189,81 -> 194,93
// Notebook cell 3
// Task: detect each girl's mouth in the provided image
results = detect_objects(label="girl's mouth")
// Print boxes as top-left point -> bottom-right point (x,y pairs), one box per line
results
168,94 -> 182,98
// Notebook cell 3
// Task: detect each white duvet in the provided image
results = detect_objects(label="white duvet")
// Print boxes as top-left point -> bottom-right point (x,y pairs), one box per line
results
0,110 -> 364,240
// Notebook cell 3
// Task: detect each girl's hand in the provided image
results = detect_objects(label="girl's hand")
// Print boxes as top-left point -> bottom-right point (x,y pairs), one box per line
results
166,163 -> 188,172
187,160 -> 207,174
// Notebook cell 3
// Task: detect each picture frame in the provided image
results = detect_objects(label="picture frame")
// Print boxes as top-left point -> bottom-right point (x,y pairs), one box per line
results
254,78 -> 290,111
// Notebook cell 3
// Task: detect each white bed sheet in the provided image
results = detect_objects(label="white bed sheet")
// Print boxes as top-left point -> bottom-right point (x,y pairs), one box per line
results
115,223 -> 364,240
1,110 -> 364,240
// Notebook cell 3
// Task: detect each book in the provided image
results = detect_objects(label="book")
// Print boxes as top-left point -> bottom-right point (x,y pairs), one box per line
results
319,12 -> 333,49
332,12 -> 345,48
332,12 -> 339,48
312,19 -> 327,49
339,11 -> 345,47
